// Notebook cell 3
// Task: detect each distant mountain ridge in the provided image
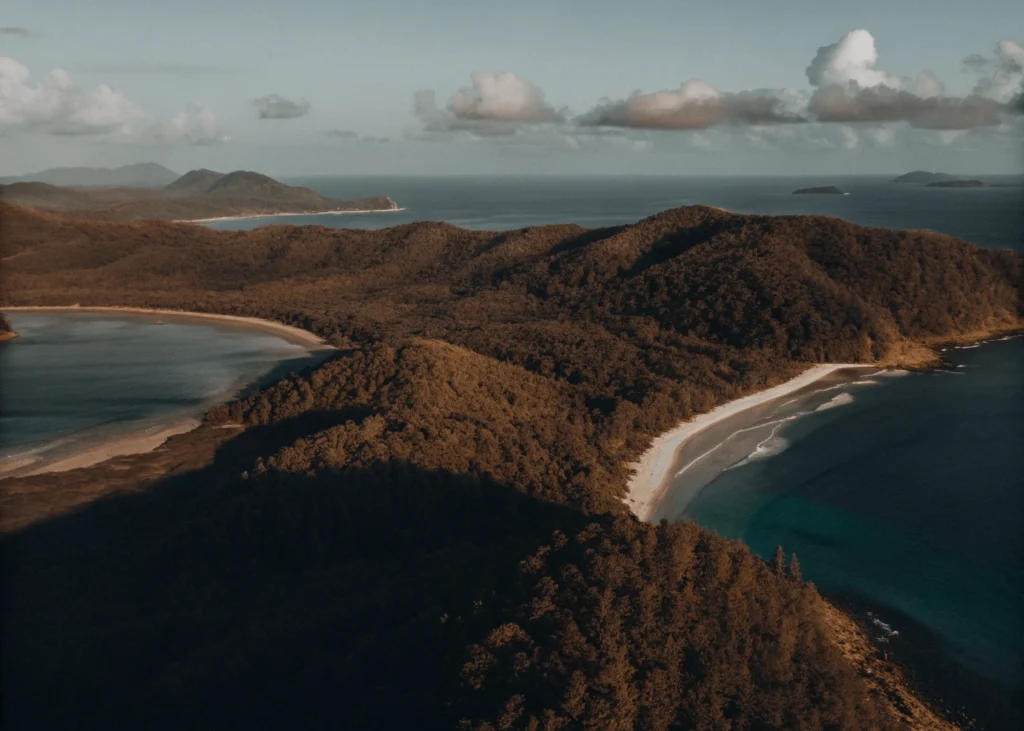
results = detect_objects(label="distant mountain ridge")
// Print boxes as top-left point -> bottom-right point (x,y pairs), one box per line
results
0,163 -> 180,188
0,169 -> 397,222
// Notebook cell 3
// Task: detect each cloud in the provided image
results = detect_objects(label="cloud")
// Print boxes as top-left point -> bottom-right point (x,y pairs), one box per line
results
805,29 -> 901,89
863,126 -> 896,146
0,26 -> 33,37
363,135 -> 391,143
964,40 -> 1024,103
412,73 -> 564,139
577,81 -> 805,129
155,103 -> 229,145
253,94 -> 310,119
326,128 -> 359,138
413,88 -> 519,137
0,56 -> 145,135
804,31 -> 1014,130
450,72 -> 563,123
809,85 -> 1004,129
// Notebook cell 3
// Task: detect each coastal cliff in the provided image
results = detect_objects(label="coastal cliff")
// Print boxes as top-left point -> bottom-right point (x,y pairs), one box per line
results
3,202 -> 1019,729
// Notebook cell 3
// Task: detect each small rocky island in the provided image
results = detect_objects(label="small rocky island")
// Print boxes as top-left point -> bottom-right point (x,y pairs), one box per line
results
890,171 -> 957,184
925,179 -> 989,188
792,186 -> 845,195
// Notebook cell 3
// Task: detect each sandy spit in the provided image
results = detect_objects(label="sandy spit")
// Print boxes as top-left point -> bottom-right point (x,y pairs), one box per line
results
3,419 -> 202,478
175,207 -> 406,224
2,305 -> 333,348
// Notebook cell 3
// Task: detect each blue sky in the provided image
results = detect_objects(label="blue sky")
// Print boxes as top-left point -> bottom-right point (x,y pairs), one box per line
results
1,0 -> 1022,175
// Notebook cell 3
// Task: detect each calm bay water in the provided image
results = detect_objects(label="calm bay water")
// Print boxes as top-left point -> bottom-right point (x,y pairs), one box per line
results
0,312 -> 323,470
207,175 -> 1024,252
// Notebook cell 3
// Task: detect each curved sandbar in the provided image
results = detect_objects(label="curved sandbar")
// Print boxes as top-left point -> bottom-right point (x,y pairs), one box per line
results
176,206 -> 406,224
625,363 -> 870,521
2,306 -> 331,348
0,307 -> 335,478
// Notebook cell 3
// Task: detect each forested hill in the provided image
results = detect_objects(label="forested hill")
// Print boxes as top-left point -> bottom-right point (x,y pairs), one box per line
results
1,202 -> 1018,729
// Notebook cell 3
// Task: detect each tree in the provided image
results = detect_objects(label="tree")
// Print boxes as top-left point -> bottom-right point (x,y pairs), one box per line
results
772,545 -> 786,577
788,553 -> 803,583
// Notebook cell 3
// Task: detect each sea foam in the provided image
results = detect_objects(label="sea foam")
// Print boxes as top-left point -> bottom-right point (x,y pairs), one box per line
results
815,392 -> 855,411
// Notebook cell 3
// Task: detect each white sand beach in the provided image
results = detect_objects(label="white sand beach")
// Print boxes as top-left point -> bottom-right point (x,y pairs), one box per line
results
625,364 -> 870,521
176,207 -> 406,224
2,306 -> 332,348
2,418 -> 202,478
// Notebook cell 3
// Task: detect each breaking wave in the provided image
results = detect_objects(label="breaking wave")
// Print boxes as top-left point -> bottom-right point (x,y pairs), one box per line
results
815,392 -> 855,411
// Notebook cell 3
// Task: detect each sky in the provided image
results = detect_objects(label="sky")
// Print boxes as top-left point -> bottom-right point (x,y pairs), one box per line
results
1,0 -> 1023,176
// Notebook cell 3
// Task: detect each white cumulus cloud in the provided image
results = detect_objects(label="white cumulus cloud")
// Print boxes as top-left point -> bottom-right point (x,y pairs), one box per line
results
805,29 -> 901,89
449,72 -> 563,123
0,56 -> 145,135
155,103 -> 229,145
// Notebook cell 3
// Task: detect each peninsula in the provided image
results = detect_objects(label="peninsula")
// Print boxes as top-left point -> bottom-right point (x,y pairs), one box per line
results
0,169 -> 398,222
3,201 -> 1018,730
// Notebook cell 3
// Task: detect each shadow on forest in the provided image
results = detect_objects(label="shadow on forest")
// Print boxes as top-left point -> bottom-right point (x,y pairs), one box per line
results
1,427 -> 592,731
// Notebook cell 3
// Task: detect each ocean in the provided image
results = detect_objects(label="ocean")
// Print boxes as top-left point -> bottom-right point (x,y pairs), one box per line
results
205,174 -> 1024,253
4,176 -> 1022,726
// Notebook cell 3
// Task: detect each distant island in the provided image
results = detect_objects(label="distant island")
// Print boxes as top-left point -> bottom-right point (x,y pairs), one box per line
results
792,186 -> 844,195
926,179 -> 989,189
0,169 -> 398,222
0,163 -> 180,188
890,171 -> 959,184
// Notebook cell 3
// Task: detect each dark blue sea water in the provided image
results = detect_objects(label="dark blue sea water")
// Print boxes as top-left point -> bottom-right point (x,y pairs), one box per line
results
206,175 -> 1024,253
677,340 -> 1023,723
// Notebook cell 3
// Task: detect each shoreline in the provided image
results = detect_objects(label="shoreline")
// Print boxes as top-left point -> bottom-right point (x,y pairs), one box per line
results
2,418 -> 203,478
175,206 -> 406,224
0,306 -> 334,479
625,364 -> 870,521
2,306 -> 333,349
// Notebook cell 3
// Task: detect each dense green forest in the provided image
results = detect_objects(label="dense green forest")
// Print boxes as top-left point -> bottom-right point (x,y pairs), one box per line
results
1,201 -> 1019,729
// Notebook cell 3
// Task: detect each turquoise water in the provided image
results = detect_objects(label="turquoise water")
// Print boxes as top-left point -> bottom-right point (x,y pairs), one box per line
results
683,338 -> 1024,724
0,312 -> 326,469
